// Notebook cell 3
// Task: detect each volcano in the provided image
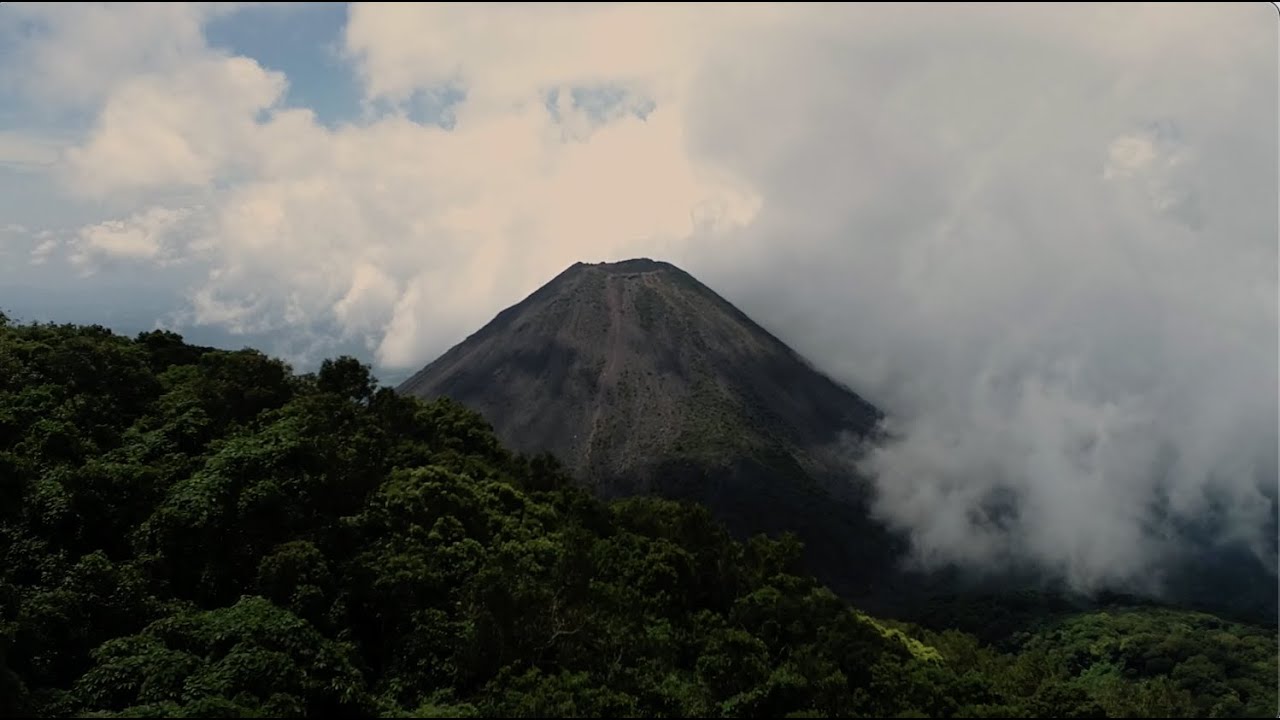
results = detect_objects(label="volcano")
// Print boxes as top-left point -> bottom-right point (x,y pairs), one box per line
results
398,258 -> 902,596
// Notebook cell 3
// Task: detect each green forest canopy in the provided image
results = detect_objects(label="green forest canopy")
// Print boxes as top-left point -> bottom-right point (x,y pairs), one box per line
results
0,317 -> 1274,718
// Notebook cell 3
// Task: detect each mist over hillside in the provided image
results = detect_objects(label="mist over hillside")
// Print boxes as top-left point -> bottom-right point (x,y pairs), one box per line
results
397,258 -> 1278,623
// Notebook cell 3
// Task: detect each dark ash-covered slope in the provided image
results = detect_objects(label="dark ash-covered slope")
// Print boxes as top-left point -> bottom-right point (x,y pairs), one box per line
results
398,258 -> 902,595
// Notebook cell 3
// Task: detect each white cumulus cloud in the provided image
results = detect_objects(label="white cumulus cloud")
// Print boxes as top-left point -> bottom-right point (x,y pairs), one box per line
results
70,205 -> 200,272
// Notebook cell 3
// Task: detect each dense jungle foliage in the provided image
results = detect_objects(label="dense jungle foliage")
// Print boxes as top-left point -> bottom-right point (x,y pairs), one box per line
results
0,316 -> 1274,717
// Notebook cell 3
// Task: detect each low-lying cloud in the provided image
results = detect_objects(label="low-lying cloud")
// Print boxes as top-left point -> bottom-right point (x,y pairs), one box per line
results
678,4 -> 1277,593
3,3 -> 1275,596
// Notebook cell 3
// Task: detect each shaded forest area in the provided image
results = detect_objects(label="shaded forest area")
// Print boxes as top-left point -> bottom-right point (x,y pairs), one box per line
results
0,316 -> 1274,717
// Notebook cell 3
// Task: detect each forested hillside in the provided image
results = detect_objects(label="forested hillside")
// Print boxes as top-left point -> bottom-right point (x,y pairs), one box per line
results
0,316 -> 1274,718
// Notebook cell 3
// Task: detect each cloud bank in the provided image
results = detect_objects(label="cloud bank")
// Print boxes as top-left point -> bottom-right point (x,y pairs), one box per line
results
3,2 -> 1275,595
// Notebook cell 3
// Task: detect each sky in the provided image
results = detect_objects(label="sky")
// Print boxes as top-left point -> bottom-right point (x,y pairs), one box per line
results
0,2 -> 1276,594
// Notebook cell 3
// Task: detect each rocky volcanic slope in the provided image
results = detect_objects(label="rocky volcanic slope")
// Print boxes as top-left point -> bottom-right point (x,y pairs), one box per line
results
401,260 -> 881,475
399,258 -> 904,595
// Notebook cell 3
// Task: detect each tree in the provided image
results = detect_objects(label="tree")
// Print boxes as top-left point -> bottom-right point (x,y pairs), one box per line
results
2,319 -> 1274,719
317,356 -> 379,403
72,597 -> 375,718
